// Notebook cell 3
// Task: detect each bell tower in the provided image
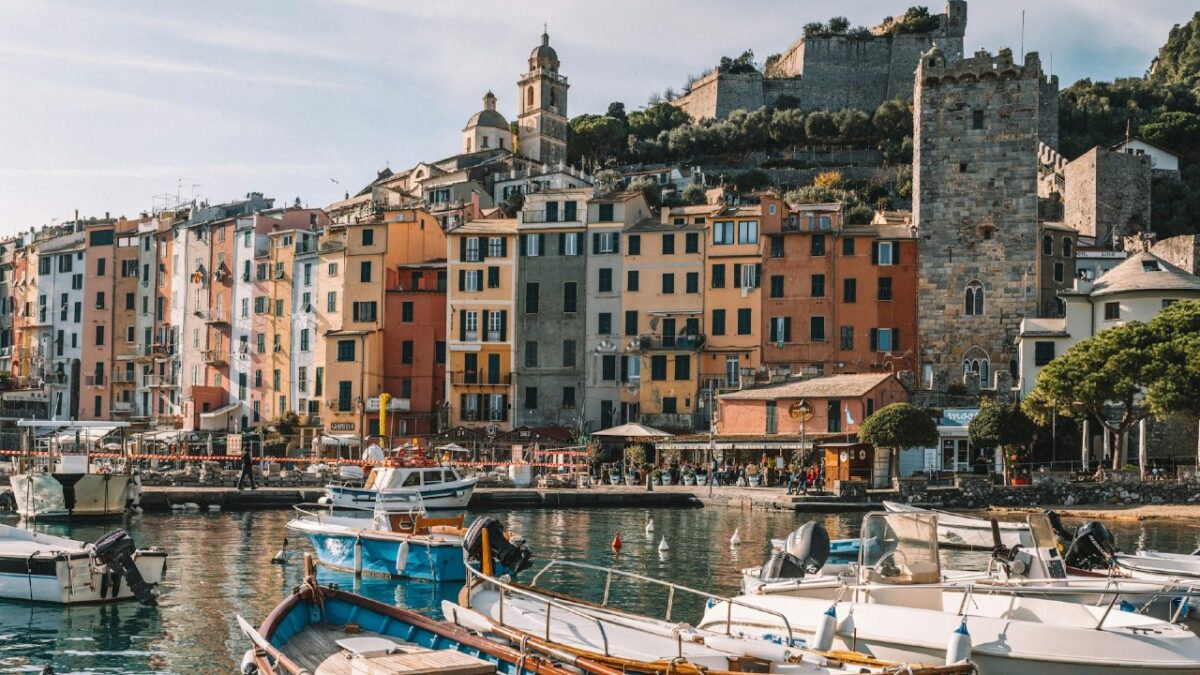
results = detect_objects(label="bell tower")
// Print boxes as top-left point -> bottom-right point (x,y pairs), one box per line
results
517,30 -> 569,166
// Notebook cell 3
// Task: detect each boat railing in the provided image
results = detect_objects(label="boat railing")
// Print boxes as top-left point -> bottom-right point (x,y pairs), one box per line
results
527,558 -> 796,645
466,564 -> 614,657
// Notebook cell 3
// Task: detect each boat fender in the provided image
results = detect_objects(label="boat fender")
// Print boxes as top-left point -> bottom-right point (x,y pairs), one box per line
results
945,619 -> 971,665
93,530 -> 157,607
812,605 -> 837,652
271,538 -> 292,565
645,518 -> 654,534
730,528 -> 742,547
396,541 -> 409,575
658,537 -> 669,552
1119,599 -> 1136,613
611,532 -> 622,553
240,648 -> 259,674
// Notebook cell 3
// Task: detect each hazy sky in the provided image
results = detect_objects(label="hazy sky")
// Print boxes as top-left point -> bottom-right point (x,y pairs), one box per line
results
0,0 -> 1191,233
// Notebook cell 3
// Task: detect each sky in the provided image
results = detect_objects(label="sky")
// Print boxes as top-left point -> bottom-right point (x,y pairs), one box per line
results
0,0 -> 1192,234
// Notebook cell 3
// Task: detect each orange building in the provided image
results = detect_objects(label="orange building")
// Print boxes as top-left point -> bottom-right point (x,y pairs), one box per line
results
759,195 -> 918,377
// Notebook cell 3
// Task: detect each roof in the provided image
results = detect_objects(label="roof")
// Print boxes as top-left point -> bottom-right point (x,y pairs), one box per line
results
720,373 -> 896,401
1111,136 -> 1179,158
1090,251 -> 1200,298
451,218 -> 518,235
626,217 -> 705,233
464,109 -> 510,131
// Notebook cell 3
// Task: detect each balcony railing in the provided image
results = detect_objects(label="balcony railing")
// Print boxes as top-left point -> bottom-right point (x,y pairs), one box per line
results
450,371 -> 512,386
110,401 -> 133,414
143,374 -> 179,388
84,375 -> 105,387
196,309 -> 229,325
113,371 -> 137,384
462,409 -> 507,422
635,333 -> 706,352
202,350 -> 226,366
521,209 -> 579,224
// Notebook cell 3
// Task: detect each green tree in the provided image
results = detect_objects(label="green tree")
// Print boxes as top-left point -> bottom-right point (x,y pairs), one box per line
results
859,402 -> 938,480
1148,12 -> 1200,95
827,16 -> 850,33
968,400 -> 1039,483
833,109 -> 872,144
733,169 -> 771,193
681,183 -> 708,205
1023,320 -> 1159,469
1145,299 -> 1200,418
606,101 -> 628,125
718,49 -> 756,74
628,176 -> 662,208
804,111 -> 838,145
567,114 -> 626,166
627,102 -> 692,141
499,190 -> 524,218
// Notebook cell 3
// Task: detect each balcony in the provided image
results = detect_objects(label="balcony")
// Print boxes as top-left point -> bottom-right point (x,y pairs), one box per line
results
319,240 -> 345,254
202,350 -> 226,366
196,309 -> 229,326
462,409 -> 507,423
641,413 -> 695,433
84,375 -> 105,388
112,371 -> 137,385
143,374 -> 179,388
634,333 -> 706,352
522,209 -> 580,224
450,371 -> 512,386
110,401 -> 133,415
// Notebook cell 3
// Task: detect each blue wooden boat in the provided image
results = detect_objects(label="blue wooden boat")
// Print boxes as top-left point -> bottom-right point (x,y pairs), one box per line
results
238,556 -> 602,675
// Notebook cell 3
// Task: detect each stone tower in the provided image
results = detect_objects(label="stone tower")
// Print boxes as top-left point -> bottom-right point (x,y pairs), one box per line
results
914,47 -> 1057,390
517,31 -> 569,166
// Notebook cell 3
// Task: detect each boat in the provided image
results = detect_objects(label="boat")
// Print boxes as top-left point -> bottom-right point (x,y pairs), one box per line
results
1116,550 -> 1200,579
322,453 -> 477,511
286,500 -> 532,582
882,501 -> 1031,549
238,555 -> 588,675
445,559 -> 977,675
0,522 -> 165,605
703,511 -> 1200,675
7,421 -> 142,519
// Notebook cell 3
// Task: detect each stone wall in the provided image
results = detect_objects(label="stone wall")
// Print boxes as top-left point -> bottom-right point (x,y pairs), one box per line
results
1150,234 -> 1200,275
1064,147 -> 1151,244
914,48 -> 1050,385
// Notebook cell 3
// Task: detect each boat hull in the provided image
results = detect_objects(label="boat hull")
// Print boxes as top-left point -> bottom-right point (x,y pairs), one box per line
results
295,527 -> 469,581
325,477 -> 476,511
0,550 -> 166,604
9,472 -> 134,519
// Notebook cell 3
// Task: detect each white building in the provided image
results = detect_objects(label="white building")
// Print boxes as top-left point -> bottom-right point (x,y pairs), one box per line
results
291,230 -> 319,419
36,233 -> 85,420
1017,250 -> 1200,397
1111,137 -> 1180,175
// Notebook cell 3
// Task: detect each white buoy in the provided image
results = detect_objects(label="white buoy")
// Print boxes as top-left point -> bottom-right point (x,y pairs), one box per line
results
945,619 -> 972,664
645,518 -> 655,534
272,538 -> 293,565
658,536 -> 669,552
813,605 -> 837,651
730,528 -> 742,547
240,648 -> 258,674
207,504 -> 221,512
169,503 -> 185,511
183,502 -> 200,511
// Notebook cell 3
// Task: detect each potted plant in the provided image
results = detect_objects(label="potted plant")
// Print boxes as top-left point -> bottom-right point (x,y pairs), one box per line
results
652,468 -> 664,485
682,466 -> 697,485
608,467 -> 622,485
746,463 -> 761,487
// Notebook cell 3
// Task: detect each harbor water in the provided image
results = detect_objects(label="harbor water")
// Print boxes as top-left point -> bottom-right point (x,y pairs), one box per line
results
2,507 -> 1200,673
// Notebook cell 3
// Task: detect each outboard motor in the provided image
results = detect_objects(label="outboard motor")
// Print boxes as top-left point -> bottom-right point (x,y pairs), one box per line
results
1064,521 -> 1117,570
93,530 -> 158,607
761,522 -> 831,581
464,517 -> 533,576
0,489 -> 15,513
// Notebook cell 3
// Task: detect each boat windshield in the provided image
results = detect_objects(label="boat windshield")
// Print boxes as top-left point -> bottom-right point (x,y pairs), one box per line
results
859,512 -> 941,585
423,469 -> 444,484
401,472 -> 421,487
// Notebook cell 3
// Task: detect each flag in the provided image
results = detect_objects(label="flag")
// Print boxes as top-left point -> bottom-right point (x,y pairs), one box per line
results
846,407 -> 855,426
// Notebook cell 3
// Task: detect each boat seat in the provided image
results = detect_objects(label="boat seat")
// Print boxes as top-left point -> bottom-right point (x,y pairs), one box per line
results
865,560 -> 941,585
336,637 -> 406,658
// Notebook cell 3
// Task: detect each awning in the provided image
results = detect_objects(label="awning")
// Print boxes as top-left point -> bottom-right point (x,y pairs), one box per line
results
314,434 -> 361,447
591,423 -> 672,439
133,429 -> 185,444
199,402 -> 241,431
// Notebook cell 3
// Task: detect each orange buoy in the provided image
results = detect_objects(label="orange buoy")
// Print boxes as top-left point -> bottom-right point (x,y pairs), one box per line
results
611,532 -> 622,553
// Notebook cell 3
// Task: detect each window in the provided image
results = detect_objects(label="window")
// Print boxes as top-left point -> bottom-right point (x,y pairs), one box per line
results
871,328 -> 897,352
627,270 -> 639,291
360,261 -> 372,282
738,220 -> 758,244
624,311 -> 638,336
300,329 -> 309,351
737,308 -> 752,335
713,221 -> 734,245
1054,262 -> 1064,283
625,234 -> 642,256
964,282 -> 984,316
401,341 -> 414,364
562,232 -> 580,256
525,341 -> 538,367
878,277 -> 893,301
844,278 -> 857,303
95,325 -> 105,346
563,282 -> 577,313
337,340 -> 355,361
272,369 -> 281,391
1034,341 -> 1055,366
525,282 -> 539,313
769,235 -> 784,258
766,401 -> 778,434
338,381 -> 352,412
1042,234 -> 1053,256
463,270 -> 482,292
326,291 -> 337,312
874,241 -> 898,265
464,237 -> 482,262
95,291 -> 105,309
598,203 -> 614,221
685,233 -> 699,253
972,109 -> 984,130
303,264 -> 312,286
362,228 -> 375,246
842,237 -> 855,255
598,268 -> 613,293
564,201 -> 576,221
711,264 -> 725,288
487,311 -> 504,341
595,232 -> 618,254
662,397 -> 678,414
962,357 -> 990,389
522,233 -> 543,257
1063,238 -> 1074,258
811,274 -> 825,298
768,317 -> 791,344
650,355 -> 667,381
711,309 -> 726,336
602,354 -> 617,381
661,273 -> 675,294
598,313 -> 612,335
685,272 -> 699,294
464,311 -> 478,341
810,316 -> 826,342
275,299 -> 284,317
662,234 -> 675,255
1104,302 -> 1120,320
674,354 -> 691,380
518,387 -> 537,410
328,262 -> 339,277
487,238 -> 504,257
562,386 -> 576,409
401,301 -> 414,322
257,333 -> 266,353
562,339 -> 576,367
840,325 -> 854,350
770,275 -> 784,298
811,234 -> 826,256
736,263 -> 759,289
352,301 -> 377,322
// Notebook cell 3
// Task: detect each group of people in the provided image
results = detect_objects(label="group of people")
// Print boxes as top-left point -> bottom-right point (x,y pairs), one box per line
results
597,454 -> 825,493
785,463 -> 824,495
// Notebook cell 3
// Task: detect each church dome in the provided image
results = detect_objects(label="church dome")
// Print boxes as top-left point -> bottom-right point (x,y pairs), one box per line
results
464,91 -> 509,131
529,31 -> 559,71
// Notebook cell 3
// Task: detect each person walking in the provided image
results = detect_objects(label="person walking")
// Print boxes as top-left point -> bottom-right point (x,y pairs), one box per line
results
237,444 -> 257,491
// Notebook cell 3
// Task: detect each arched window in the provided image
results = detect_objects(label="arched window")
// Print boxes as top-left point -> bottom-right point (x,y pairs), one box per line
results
549,88 -> 556,107
964,282 -> 984,316
962,347 -> 991,389
526,86 -> 534,108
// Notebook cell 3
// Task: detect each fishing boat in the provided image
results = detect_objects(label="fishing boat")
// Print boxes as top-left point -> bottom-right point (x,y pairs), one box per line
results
238,555 -> 590,675
704,511 -> 1200,675
882,501 -> 1031,549
445,559 -> 977,675
322,453 -> 476,511
286,500 -> 532,582
7,421 -> 141,519
0,523 -> 165,605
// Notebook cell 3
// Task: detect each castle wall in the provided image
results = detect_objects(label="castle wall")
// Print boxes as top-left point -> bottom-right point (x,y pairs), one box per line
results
1150,234 -> 1200,275
1064,147 -> 1151,245
888,32 -> 963,99
796,37 -> 894,111
673,72 -> 764,121
914,48 -> 1047,385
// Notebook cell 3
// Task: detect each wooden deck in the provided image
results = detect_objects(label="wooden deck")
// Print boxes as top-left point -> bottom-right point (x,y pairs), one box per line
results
284,624 -> 495,675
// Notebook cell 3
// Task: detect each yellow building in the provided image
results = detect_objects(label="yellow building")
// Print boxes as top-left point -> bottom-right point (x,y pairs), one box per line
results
701,204 -> 763,392
446,219 -> 517,430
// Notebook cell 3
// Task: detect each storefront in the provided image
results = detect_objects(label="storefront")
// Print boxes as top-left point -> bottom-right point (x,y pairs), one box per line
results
900,408 -> 1000,478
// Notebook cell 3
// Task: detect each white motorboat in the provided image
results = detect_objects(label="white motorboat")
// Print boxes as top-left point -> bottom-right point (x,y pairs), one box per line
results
323,462 -> 476,511
705,511 -> 1200,675
883,501 -> 1031,549
0,523 -> 166,604
1117,550 -> 1200,579
445,560 -> 977,675
8,421 -> 141,519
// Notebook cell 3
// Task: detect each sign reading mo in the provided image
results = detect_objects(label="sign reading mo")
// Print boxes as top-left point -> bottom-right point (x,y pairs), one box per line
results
788,399 -> 814,421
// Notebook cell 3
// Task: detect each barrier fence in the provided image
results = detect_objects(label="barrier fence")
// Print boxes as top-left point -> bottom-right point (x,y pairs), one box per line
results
0,449 -> 584,470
